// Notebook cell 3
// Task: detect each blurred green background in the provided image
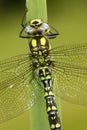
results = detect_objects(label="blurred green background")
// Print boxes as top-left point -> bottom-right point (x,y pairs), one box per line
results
0,0 -> 87,130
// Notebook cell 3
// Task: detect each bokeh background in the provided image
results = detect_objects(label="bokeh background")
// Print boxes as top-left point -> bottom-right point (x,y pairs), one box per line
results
0,0 -> 87,130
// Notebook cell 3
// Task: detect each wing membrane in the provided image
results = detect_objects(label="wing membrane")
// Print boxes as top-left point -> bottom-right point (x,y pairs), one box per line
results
50,43 -> 87,105
50,43 -> 87,67
0,54 -> 43,123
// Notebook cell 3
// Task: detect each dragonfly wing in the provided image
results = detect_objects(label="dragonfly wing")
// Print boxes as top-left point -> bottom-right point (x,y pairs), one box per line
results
0,54 -> 43,123
50,43 -> 87,67
50,43 -> 87,105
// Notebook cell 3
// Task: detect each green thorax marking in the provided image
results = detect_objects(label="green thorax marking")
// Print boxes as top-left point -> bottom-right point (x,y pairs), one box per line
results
30,35 -> 52,68
29,36 -> 50,53
38,51 -> 45,63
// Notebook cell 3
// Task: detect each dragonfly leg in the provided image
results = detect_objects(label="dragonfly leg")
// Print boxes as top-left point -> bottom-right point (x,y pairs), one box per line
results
19,27 -> 31,39
21,9 -> 28,28
47,25 -> 59,39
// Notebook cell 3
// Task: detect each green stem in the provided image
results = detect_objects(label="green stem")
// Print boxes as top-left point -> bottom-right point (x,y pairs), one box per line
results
26,0 -> 47,23
25,0 -> 48,130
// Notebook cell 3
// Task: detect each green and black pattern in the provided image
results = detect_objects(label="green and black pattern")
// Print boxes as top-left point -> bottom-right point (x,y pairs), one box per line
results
0,12 -> 87,130
20,18 -> 61,129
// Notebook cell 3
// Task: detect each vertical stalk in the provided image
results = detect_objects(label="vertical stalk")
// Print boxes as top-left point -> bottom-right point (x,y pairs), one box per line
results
26,0 -> 47,23
25,0 -> 48,130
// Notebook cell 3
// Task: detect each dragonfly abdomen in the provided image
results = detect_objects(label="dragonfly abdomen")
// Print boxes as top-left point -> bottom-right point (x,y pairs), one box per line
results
44,87 -> 61,130
38,67 -> 61,130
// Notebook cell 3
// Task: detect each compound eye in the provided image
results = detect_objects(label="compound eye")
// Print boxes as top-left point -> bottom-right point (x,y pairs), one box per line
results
41,23 -> 49,32
25,26 -> 32,34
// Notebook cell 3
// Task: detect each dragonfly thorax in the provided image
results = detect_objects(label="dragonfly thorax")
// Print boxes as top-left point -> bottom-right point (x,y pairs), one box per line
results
29,36 -> 50,54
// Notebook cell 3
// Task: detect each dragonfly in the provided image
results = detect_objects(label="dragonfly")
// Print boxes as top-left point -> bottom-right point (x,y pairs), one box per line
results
0,11 -> 87,130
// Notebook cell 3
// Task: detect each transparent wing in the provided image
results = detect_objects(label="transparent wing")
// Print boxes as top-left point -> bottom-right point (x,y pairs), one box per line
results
0,54 -> 43,123
50,43 -> 87,105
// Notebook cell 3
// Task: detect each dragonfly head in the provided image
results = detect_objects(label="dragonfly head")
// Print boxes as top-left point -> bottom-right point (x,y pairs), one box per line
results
25,19 -> 50,36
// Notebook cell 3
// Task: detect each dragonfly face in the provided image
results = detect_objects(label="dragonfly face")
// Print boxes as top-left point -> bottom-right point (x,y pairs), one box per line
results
25,19 -> 50,36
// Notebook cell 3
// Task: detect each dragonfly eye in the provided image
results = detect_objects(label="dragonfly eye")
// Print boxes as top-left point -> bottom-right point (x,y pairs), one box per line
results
25,26 -> 33,34
41,23 -> 49,32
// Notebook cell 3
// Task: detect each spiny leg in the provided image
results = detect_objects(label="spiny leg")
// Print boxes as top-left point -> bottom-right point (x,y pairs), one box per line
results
21,9 -> 28,27
19,9 -> 31,39
47,24 -> 59,39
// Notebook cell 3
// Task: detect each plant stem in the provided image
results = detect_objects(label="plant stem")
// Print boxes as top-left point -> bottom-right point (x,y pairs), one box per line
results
26,0 -> 47,23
